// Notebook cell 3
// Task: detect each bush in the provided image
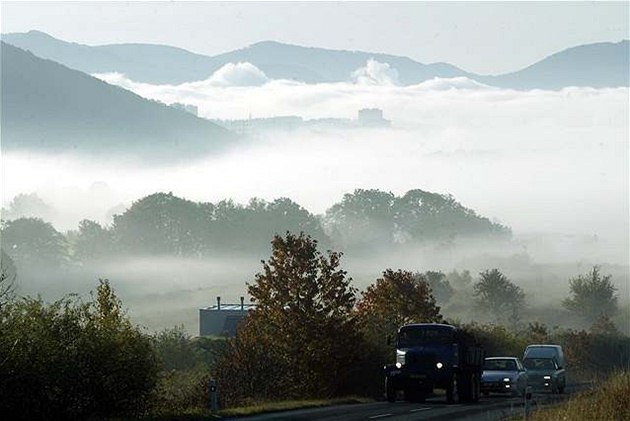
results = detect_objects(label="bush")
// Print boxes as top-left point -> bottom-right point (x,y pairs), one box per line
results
0,280 -> 159,420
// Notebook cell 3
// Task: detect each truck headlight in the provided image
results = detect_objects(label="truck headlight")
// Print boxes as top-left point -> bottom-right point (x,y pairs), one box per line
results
436,362 -> 443,369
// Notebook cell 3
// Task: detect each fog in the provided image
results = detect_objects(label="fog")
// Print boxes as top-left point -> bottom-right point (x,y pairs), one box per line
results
2,62 -> 628,333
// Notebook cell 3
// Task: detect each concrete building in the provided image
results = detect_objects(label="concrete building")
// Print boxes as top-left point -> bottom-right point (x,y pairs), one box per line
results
199,297 -> 255,337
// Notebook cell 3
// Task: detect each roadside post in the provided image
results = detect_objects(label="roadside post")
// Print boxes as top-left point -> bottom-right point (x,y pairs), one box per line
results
209,378 -> 218,413
524,385 -> 533,420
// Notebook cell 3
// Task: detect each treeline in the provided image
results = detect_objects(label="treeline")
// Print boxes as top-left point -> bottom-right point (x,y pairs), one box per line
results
0,232 -> 627,419
0,188 -> 509,269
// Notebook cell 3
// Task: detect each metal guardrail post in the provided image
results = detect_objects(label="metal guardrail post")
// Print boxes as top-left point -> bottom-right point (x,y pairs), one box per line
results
209,378 -> 218,412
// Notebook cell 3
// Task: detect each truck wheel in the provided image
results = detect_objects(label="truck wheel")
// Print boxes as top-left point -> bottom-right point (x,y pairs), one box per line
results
386,378 -> 396,403
446,374 -> 459,404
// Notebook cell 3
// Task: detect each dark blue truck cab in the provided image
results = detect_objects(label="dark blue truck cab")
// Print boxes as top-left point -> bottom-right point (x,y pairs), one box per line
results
384,323 -> 484,403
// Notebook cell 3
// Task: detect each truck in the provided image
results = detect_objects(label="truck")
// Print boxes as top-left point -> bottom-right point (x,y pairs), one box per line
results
384,323 -> 484,403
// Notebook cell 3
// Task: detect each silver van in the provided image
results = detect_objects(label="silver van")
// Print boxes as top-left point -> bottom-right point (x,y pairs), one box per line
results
523,345 -> 566,393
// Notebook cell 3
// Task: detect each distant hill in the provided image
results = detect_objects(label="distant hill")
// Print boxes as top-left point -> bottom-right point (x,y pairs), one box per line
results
1,42 -> 234,159
482,40 -> 630,89
2,31 -> 628,89
1,31 -> 472,85
1,30 -> 217,85
209,40 -> 472,84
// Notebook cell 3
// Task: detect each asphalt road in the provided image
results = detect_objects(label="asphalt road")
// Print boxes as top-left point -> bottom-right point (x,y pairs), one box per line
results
237,384 -> 592,421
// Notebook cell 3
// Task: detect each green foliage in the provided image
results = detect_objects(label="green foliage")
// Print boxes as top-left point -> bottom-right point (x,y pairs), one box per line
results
473,269 -> 525,327
152,367 -> 211,415
0,280 -> 159,420
323,189 -> 510,249
563,266 -> 618,324
455,322 -> 530,357
73,219 -> 115,262
153,326 -> 226,371
1,193 -> 54,221
0,217 -> 68,268
214,232 -> 362,405
559,329 -> 629,375
421,270 -> 454,304
0,250 -> 17,307
109,193 -> 327,257
112,193 -> 210,256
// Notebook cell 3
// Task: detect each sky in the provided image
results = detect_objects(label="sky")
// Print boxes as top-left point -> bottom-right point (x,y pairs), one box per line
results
1,1 -> 628,74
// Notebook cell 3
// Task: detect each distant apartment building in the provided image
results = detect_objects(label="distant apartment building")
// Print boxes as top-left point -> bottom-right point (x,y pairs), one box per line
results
357,108 -> 391,127
171,102 -> 198,117
210,108 -> 391,135
212,115 -> 303,135
199,296 -> 255,337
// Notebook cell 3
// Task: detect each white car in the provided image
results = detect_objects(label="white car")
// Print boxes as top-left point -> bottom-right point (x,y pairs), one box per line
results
481,357 -> 528,397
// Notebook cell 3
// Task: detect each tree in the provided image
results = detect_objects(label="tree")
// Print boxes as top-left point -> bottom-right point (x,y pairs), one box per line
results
215,232 -> 361,402
0,217 -> 68,268
111,192 -> 210,256
2,193 -> 54,221
473,269 -> 525,328
421,271 -> 454,304
0,250 -> 17,308
323,189 -> 396,249
356,269 -> 442,348
563,266 -> 618,325
73,219 -> 115,262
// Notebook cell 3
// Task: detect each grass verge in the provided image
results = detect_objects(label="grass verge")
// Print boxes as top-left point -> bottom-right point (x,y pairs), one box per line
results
529,371 -> 629,421
117,396 -> 373,420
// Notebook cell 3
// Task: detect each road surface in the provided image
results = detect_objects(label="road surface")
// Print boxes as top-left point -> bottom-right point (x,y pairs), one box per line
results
236,384 -> 591,420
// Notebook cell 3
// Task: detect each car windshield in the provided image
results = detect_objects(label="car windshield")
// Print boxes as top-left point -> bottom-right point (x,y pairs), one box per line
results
523,358 -> 556,370
484,359 -> 517,371
398,327 -> 455,347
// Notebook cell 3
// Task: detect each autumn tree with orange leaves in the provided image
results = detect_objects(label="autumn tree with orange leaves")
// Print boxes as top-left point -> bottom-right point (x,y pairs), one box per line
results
214,232 -> 362,404
356,269 -> 442,352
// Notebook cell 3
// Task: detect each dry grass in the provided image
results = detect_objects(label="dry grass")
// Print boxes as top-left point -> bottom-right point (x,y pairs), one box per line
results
530,371 -> 630,421
218,396 -> 373,417
116,396 -> 373,420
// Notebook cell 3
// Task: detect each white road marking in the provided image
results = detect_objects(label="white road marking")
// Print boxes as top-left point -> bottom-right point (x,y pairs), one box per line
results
410,407 -> 432,412
369,414 -> 393,419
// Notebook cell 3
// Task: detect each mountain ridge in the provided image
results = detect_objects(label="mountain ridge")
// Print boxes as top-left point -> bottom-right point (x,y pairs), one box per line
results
1,42 -> 235,160
2,30 -> 628,89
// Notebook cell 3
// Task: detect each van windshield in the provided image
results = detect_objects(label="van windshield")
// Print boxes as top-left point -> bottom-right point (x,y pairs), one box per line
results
523,358 -> 556,370
398,327 -> 455,347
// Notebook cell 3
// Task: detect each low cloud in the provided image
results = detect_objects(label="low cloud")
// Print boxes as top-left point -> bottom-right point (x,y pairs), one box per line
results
6,72 -> 628,265
204,62 -> 269,87
352,59 -> 400,86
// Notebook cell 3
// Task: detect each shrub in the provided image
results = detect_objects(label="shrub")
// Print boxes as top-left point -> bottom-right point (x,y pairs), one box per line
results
0,280 -> 159,420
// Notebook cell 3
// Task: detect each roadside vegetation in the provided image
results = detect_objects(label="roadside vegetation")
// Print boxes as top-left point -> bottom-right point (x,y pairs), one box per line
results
0,230 -> 628,419
529,371 -> 630,421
